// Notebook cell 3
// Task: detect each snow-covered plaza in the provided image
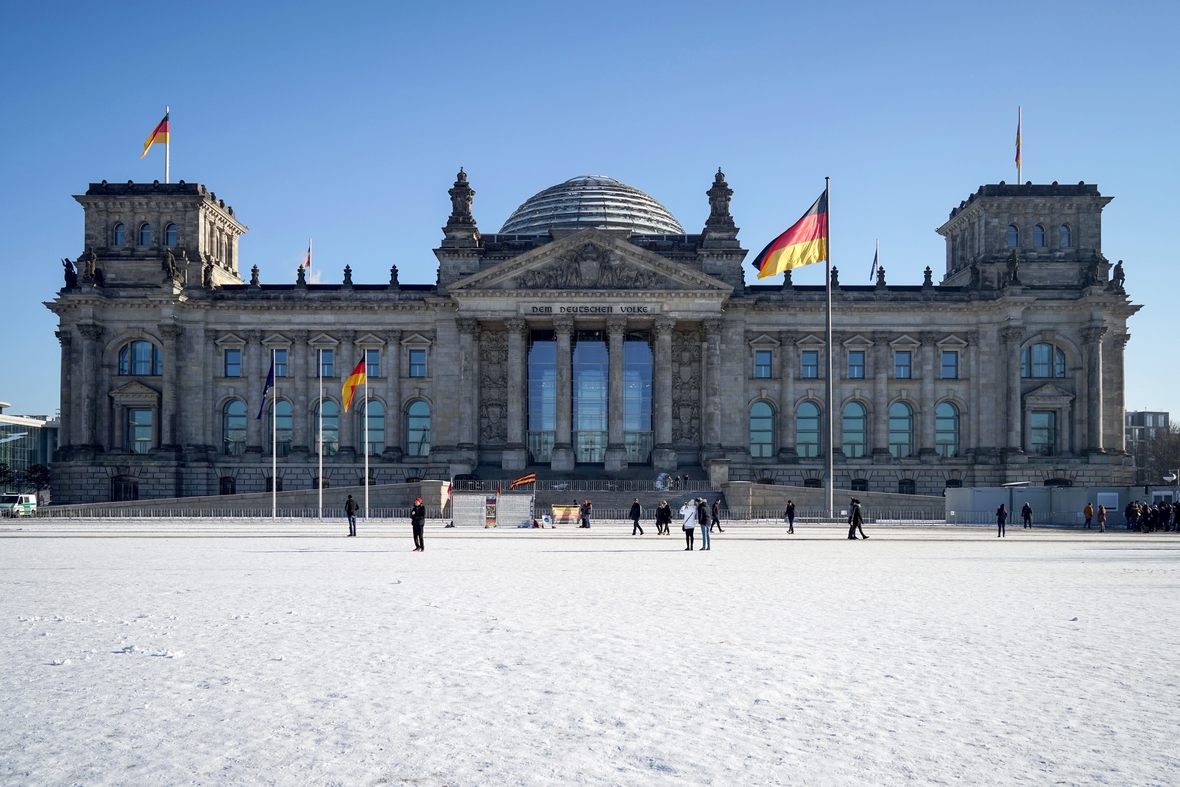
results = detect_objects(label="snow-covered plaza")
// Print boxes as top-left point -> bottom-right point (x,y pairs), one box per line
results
3,520 -> 1178,786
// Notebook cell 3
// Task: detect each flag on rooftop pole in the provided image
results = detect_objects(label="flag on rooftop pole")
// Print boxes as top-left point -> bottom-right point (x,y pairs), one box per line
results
140,109 -> 171,183
751,192 -> 829,279
1015,106 -> 1022,183
300,239 -> 312,271
510,473 -> 537,490
869,239 -> 879,282
341,359 -> 366,412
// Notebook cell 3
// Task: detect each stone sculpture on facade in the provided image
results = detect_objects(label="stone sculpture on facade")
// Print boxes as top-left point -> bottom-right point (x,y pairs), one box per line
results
876,266 -> 887,287
389,265 -> 400,290
343,265 -> 353,289
295,264 -> 307,288
515,244 -> 671,290
61,258 -> 77,288
1006,249 -> 1021,286
1110,259 -> 1125,291
249,265 -> 260,288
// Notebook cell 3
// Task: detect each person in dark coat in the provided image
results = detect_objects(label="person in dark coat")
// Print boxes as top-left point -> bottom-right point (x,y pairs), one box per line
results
1021,502 -> 1033,529
410,496 -> 426,552
996,503 -> 1007,537
710,498 -> 724,533
847,498 -> 867,540
785,500 -> 796,534
344,494 -> 359,537
630,499 -> 644,535
580,499 -> 592,528
697,498 -> 711,550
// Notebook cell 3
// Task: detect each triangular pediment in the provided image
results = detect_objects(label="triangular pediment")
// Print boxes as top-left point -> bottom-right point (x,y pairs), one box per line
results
215,332 -> 245,348
890,334 -> 920,349
747,333 -> 780,347
353,333 -> 386,347
307,333 -> 339,347
1026,383 -> 1074,401
109,381 -> 160,403
262,332 -> 291,347
448,229 -> 732,294
796,333 -> 826,348
841,334 -> 873,348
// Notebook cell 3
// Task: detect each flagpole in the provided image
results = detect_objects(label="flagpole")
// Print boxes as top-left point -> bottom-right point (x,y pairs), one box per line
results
318,349 -> 323,519
272,348 -> 277,519
164,105 -> 170,184
824,176 -> 834,521
1017,106 -> 1023,184
364,369 -> 370,519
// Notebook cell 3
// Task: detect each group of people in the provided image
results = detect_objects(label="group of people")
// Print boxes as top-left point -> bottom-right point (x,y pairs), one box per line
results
345,494 -> 427,550
671,497 -> 723,550
1124,500 -> 1179,532
995,502 -> 1037,537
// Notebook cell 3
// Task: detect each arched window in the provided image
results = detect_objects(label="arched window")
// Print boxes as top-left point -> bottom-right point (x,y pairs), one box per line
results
1006,224 -> 1019,247
361,400 -> 385,456
850,479 -> 868,492
796,402 -> 821,458
888,402 -> 913,458
112,223 -> 126,246
803,478 -> 823,488
1021,343 -> 1067,378
138,223 -> 151,246
406,401 -> 431,457
898,479 -> 916,495
222,400 -> 247,456
111,475 -> 138,501
164,223 -> 178,246
935,402 -> 959,458
266,400 -> 293,457
842,402 -> 867,458
118,341 -> 162,376
219,476 -> 236,495
1033,224 -> 1046,247
314,400 -> 339,456
749,401 -> 774,458
1059,224 -> 1072,247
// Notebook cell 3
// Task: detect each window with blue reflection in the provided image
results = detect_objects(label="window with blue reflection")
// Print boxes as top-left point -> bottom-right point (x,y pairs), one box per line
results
315,400 -> 339,456
573,331 -> 607,462
527,331 -> 556,462
624,335 -> 653,462
267,400 -> 293,457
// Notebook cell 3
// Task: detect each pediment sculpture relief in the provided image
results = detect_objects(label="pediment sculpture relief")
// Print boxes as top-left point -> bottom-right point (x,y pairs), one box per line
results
513,244 -> 677,291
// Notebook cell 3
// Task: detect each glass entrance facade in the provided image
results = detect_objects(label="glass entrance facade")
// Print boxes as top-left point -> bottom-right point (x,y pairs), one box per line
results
527,330 -> 556,462
573,330 -> 608,462
623,332 -> 653,462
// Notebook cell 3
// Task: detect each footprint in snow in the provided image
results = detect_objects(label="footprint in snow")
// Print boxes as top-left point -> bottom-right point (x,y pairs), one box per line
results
1070,617 -> 1079,621
49,659 -> 71,666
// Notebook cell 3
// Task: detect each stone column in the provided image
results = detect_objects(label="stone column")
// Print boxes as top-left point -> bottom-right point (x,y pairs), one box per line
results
919,332 -> 938,458
1111,333 -> 1129,453
551,317 -> 575,471
385,330 -> 403,459
456,319 -> 480,460
779,331 -> 797,460
56,331 -> 72,450
652,317 -> 677,471
966,332 -> 980,456
501,319 -> 528,471
290,331 -> 309,455
702,318 -> 723,459
338,331 -> 358,458
604,317 -> 628,471
204,330 -> 218,452
77,324 -> 103,448
245,330 -> 262,454
1083,325 -> 1107,454
159,323 -> 184,450
1000,325 -> 1025,455
872,332 -> 891,460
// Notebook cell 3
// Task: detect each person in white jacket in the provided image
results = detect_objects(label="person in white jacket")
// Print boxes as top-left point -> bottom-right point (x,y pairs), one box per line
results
680,501 -> 696,551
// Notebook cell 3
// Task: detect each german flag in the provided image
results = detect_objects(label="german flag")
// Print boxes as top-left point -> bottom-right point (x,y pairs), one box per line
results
341,359 -> 366,412
140,112 -> 170,159
752,191 -> 828,279
509,473 -> 537,490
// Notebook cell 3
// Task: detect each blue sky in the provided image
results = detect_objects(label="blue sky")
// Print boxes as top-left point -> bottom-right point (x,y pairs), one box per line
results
2,1 -> 1177,418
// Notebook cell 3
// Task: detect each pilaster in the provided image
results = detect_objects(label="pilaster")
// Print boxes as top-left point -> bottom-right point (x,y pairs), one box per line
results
652,317 -> 677,471
604,316 -> 628,471
551,317 -> 575,471
502,318 -> 528,471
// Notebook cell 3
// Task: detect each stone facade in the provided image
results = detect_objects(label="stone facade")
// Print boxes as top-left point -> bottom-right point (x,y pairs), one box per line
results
47,172 -> 1141,503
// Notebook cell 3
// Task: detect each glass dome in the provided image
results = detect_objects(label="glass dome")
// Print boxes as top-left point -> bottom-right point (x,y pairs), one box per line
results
499,175 -> 684,235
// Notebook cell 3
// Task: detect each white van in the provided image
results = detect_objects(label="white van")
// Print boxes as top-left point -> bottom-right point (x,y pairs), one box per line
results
0,494 -> 36,517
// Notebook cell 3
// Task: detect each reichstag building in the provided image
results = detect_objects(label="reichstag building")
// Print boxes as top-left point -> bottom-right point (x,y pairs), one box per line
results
48,169 -> 1139,503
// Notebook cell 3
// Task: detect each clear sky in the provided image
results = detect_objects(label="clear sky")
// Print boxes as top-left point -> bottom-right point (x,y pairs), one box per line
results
2,0 -> 1176,418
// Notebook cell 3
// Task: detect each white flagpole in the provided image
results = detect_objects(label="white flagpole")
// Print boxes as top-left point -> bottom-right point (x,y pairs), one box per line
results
1017,106 -> 1023,184
364,364 -> 370,519
318,348 -> 323,519
272,348 -> 277,519
825,177 -> 834,521
164,105 -> 170,184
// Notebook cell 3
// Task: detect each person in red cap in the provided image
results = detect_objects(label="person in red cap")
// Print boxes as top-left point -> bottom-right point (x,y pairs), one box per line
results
410,497 -> 426,552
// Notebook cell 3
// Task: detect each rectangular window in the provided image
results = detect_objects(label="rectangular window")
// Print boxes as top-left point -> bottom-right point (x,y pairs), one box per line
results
409,349 -> 426,378
801,350 -> 818,379
273,349 -> 287,378
848,351 -> 865,379
1030,410 -> 1057,456
941,350 -> 959,379
127,408 -> 152,454
366,348 -> 380,378
319,349 -> 334,377
224,349 -> 241,377
894,351 -> 911,379
754,350 -> 772,379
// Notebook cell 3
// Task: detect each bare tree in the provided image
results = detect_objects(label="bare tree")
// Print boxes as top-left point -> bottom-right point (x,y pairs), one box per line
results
1133,424 -> 1180,485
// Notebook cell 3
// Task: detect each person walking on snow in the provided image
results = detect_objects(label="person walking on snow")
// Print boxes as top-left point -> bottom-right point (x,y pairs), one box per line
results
1084,502 -> 1094,529
630,499 -> 644,535
344,494 -> 359,537
657,500 -> 672,535
1097,504 -> 1107,533
697,498 -> 711,550
710,498 -> 724,533
579,499 -> 592,529
785,500 -> 796,534
1021,502 -> 1033,529
680,501 -> 696,551
996,503 -> 1007,537
847,498 -> 867,540
410,496 -> 426,552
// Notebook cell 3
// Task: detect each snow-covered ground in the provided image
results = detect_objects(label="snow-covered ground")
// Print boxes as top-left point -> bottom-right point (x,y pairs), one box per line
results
2,521 -> 1179,786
